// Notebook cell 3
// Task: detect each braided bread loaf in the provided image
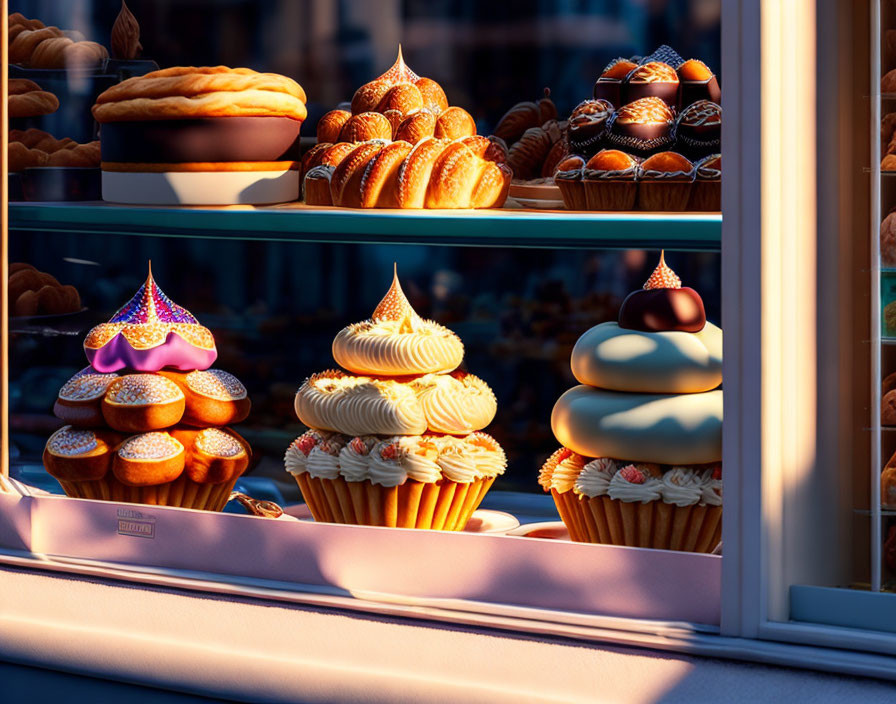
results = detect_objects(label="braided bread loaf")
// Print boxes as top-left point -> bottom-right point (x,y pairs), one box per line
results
8,79 -> 59,117
316,48 -> 476,145
304,136 -> 511,209
8,12 -> 108,68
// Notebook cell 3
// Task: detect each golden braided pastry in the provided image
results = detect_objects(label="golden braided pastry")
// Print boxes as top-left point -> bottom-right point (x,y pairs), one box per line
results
305,135 -> 511,209
8,79 -> 59,117
494,88 -> 558,144
93,66 -> 307,122
316,48 -> 477,146
10,128 -> 76,152
9,20 -> 108,68
8,142 -> 50,171
507,120 -> 566,180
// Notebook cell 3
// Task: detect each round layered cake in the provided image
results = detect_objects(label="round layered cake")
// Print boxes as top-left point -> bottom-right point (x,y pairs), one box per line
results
92,66 -> 307,204
287,267 -> 506,529
543,252 -> 722,551
43,264 -> 252,510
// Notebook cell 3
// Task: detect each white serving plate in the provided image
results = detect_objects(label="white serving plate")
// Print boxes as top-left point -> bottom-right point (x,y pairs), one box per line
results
286,504 -> 520,534
102,168 -> 299,205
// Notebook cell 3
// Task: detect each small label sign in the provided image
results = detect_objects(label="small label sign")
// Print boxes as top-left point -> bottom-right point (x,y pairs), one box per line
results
117,508 -> 156,539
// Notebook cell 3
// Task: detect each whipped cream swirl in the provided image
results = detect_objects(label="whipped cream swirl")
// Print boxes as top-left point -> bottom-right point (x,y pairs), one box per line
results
574,457 -> 617,498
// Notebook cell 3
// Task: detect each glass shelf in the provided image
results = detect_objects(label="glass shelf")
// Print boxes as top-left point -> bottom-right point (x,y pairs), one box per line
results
8,202 -> 722,251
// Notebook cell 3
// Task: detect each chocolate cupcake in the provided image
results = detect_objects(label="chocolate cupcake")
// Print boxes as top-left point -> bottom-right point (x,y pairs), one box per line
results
688,154 -> 721,211
623,61 -> 680,108
582,149 -> 638,211
567,99 -> 613,158
593,58 -> 638,108
554,155 -> 587,210
636,152 -> 695,211
677,59 -> 721,108
675,100 -> 721,161
606,97 -> 676,155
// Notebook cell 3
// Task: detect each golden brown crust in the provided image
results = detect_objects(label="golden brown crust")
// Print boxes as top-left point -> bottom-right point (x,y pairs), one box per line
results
47,142 -> 100,167
27,36 -> 109,69
10,128 -> 76,152
601,59 -> 638,80
374,83 -> 425,118
93,66 -> 307,122
101,160 -> 300,172
112,432 -> 186,486
9,27 -> 64,63
434,106 -> 476,140
158,369 -> 251,427
101,374 -> 186,433
8,142 -> 50,171
678,59 -> 714,82
8,79 -> 59,118
415,77 -> 449,115
317,109 -> 352,143
337,111 -> 392,143
508,126 -> 553,179
395,111 -> 436,143
111,0 -> 142,60
170,426 -> 250,484
541,139 -> 569,178
43,427 -> 124,482
359,141 -> 413,208
585,149 -> 637,172
640,151 -> 694,173
629,61 -> 679,84
494,101 -> 540,144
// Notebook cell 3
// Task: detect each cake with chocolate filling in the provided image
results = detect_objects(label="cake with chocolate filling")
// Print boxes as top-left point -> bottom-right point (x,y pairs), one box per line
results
636,151 -> 695,211
92,66 -> 307,204
592,58 -> 638,108
544,253 -> 722,551
606,97 -> 676,156
581,149 -> 639,211
567,99 -> 613,158
689,154 -> 721,211
286,266 -> 506,529
675,100 -> 722,161
43,264 -> 253,510
677,59 -> 722,109
623,61 -> 680,108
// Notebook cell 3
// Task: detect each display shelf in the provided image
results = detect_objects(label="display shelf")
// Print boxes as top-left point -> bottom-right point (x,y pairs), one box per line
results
8,202 -> 722,250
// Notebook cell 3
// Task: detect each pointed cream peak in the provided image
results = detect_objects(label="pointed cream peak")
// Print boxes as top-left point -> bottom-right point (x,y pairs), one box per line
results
372,265 -> 418,323
643,250 -> 681,290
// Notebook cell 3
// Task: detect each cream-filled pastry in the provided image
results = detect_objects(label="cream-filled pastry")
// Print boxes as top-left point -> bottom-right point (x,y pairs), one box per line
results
332,268 -> 464,376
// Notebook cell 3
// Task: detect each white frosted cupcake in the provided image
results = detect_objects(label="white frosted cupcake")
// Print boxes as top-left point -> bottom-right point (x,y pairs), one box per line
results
284,429 -> 341,521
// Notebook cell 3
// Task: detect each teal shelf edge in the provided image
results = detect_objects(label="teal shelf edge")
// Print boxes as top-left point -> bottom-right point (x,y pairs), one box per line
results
9,202 -> 722,251
790,585 -> 896,634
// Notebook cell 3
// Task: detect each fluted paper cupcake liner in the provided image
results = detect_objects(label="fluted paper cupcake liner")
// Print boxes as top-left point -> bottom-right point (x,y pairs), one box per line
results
299,476 -> 494,530
636,180 -> 693,211
58,473 -> 236,512
583,179 -> 638,211
552,493 -> 722,553
688,179 -> 721,211
556,179 -> 587,210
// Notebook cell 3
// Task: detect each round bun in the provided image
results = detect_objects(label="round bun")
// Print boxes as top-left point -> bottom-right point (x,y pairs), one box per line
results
54,369 -> 121,426
551,385 -> 722,465
43,426 -> 124,482
585,149 -> 637,172
112,431 -> 186,486
639,151 -> 694,174
678,59 -> 714,82
170,426 -> 250,484
101,374 -> 186,433
159,369 -> 251,427
601,59 -> 637,80
629,61 -> 679,84
570,321 -> 722,394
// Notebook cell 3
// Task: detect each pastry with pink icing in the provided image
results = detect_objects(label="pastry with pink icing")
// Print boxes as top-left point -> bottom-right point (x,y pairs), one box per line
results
286,265 -> 505,529
84,264 -> 216,373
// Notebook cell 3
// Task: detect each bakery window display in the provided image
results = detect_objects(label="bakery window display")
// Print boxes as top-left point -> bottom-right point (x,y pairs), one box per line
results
286,268 -> 507,529
42,265 -> 252,510
304,48 -> 512,209
92,66 -> 308,205
543,253 -> 722,551
8,12 -> 108,70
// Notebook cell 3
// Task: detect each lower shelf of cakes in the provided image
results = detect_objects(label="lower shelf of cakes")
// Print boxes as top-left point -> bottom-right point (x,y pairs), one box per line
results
0,484 -> 721,627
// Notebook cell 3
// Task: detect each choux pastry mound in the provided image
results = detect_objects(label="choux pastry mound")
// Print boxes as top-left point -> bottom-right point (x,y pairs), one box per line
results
44,264 -> 252,511
543,252 -> 723,551
287,267 -> 506,529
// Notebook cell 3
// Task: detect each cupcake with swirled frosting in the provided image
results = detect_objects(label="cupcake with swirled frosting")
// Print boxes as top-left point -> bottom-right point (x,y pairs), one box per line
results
286,265 -> 505,530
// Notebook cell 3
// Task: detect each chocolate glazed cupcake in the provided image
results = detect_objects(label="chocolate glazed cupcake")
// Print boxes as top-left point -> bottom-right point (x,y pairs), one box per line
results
677,59 -> 721,109
606,97 -> 675,156
567,99 -> 613,159
554,155 -> 586,210
593,58 -> 638,108
675,100 -> 721,161
636,152 -> 695,211
582,149 -> 639,211
623,61 -> 680,108
688,154 -> 721,211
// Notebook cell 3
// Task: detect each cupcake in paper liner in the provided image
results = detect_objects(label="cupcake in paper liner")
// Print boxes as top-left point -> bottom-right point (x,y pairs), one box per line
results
635,152 -> 695,211
582,149 -> 639,211
284,428 -> 346,521
553,155 -> 587,210
688,154 -> 721,211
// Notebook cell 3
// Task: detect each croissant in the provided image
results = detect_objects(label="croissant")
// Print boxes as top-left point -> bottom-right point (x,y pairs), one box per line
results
493,88 -> 558,144
507,120 -> 566,179
306,136 -> 511,209
8,79 -> 59,118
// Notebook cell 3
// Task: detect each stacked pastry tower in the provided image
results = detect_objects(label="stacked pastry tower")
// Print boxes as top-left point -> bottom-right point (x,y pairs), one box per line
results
543,253 -> 723,552
43,266 -> 252,510
303,48 -> 512,209
286,268 -> 506,529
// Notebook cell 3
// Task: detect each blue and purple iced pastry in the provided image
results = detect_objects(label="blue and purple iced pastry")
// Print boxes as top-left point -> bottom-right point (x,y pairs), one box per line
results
84,265 -> 216,373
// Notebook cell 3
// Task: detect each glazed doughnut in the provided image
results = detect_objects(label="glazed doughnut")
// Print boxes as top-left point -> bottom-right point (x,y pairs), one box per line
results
101,374 -> 186,432
43,426 -> 124,482
169,426 -> 250,484
112,431 -> 185,486
158,369 -> 251,427
570,321 -> 723,394
54,369 -> 121,426
551,385 -> 723,466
